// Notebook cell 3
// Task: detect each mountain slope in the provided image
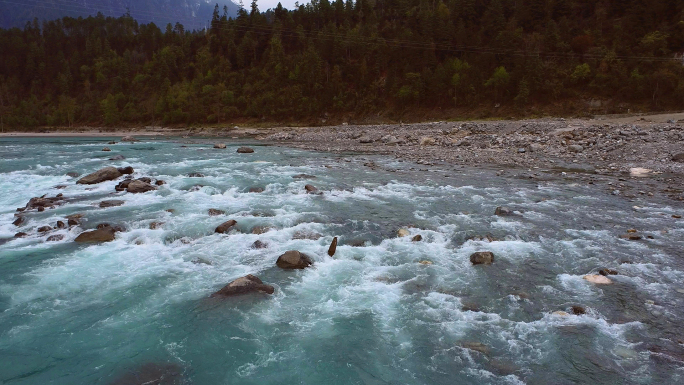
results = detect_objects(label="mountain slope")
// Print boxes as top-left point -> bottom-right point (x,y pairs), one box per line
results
0,0 -> 240,29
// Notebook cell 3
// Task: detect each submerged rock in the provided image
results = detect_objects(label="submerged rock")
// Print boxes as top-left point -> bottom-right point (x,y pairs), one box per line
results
211,274 -> 275,297
470,251 -> 495,265
215,220 -> 238,234
237,147 -> 254,153
494,206 -> 514,216
46,234 -> 64,242
599,268 -> 618,276
13,216 -> 25,226
187,172 -> 205,177
74,227 -> 117,243
292,231 -> 322,240
77,167 -> 123,184
126,180 -> 157,193
276,250 -> 313,269
149,222 -> 164,230
208,209 -> 225,216
102,147 -> 111,152
328,236 -> 338,257
251,226 -> 271,235
120,135 -> 138,142
100,200 -> 125,208
213,143 -> 226,149
109,154 -> 125,161
292,174 -> 316,179
251,240 -> 268,249
66,172 -> 80,178
583,274 -> 613,284
107,363 -> 182,385
249,187 -> 264,193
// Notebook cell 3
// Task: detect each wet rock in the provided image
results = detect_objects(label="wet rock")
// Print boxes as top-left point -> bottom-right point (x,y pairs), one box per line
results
118,166 -> 134,174
46,234 -> 64,242
126,180 -> 157,193
108,141 -> 116,145
55,221 -> 66,229
237,147 -> 254,153
599,268 -> 618,276
215,220 -> 238,234
397,229 -> 410,237
66,172 -> 80,178
461,342 -> 489,354
583,274 -> 613,284
251,226 -> 271,235
74,227 -> 117,243
102,147 -> 111,152
120,135 -> 137,142
211,274 -> 275,297
24,195 -> 66,211
213,143 -> 226,149
115,179 -> 132,191
620,233 -> 642,241
346,239 -> 367,247
470,251 -> 495,265
188,185 -> 204,191
293,174 -> 316,179
571,305 -> 586,315
96,223 -> 126,232
13,216 -> 25,226
328,236 -> 338,257
137,177 -> 152,184
14,232 -> 27,238
411,234 -> 423,242
304,184 -> 318,194
107,363 -> 182,385
100,200 -> 125,208
109,154 -> 125,160
77,167 -> 123,184
251,240 -> 268,249
37,226 -> 52,232
249,187 -> 264,193
187,172 -> 205,177
208,209 -> 225,216
494,206 -> 514,216
292,231 -> 322,240
149,222 -> 164,230
276,250 -> 313,269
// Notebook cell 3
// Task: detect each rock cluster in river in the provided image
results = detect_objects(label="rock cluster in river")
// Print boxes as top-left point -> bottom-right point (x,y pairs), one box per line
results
211,274 -> 275,297
276,250 -> 313,269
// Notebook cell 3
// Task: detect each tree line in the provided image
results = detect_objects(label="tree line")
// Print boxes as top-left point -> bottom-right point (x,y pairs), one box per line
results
0,0 -> 683,128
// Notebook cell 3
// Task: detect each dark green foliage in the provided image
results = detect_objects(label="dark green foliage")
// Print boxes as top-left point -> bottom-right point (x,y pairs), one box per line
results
0,0 -> 683,127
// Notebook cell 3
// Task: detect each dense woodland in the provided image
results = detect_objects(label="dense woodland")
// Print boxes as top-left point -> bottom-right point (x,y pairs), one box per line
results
1,0 -> 684,127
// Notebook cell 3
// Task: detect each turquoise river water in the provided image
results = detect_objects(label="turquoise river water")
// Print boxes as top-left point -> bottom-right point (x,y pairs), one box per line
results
0,137 -> 683,384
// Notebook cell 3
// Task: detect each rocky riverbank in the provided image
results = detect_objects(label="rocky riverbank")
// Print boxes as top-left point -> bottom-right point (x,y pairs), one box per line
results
260,116 -> 684,202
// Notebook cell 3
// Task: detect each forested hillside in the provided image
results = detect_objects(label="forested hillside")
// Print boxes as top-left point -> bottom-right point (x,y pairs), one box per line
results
1,0 -> 683,128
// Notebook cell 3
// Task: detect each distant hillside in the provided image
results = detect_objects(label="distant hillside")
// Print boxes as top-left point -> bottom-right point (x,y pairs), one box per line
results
0,0 -> 240,29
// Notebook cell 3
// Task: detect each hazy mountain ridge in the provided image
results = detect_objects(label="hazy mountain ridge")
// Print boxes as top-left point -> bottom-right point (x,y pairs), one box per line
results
0,0 -> 239,29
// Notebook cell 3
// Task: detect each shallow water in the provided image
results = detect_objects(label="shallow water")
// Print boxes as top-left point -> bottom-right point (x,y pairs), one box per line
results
1,137 -> 683,385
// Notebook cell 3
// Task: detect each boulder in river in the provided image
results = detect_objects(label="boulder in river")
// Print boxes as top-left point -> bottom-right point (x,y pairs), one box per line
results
208,209 -> 225,216
237,147 -> 254,153
74,227 -> 117,243
120,135 -> 138,142
102,147 -> 111,152
66,172 -> 80,178
100,200 -> 125,208
187,172 -> 205,177
211,274 -> 275,297
46,234 -> 64,242
55,221 -> 66,229
571,305 -> 586,315
328,236 -> 338,257
109,154 -> 125,160
411,234 -> 423,242
13,216 -> 25,226
24,195 -> 66,211
397,229 -> 410,237
276,250 -> 313,269
155,180 -> 165,186
583,274 -> 612,284
251,226 -> 271,235
106,363 -> 183,385
470,251 -> 495,265
149,222 -> 164,230
249,187 -> 264,193
215,220 -> 238,234
126,180 -> 157,193
494,206 -> 514,216
14,232 -> 27,238
77,167 -> 123,184
251,240 -> 268,249
213,143 -> 226,149
38,226 -> 52,232
304,184 -> 318,194
599,268 -> 618,276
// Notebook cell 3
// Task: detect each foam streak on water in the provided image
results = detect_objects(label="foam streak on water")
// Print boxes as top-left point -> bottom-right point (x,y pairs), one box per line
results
0,137 -> 683,384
